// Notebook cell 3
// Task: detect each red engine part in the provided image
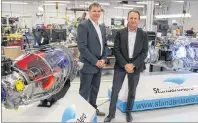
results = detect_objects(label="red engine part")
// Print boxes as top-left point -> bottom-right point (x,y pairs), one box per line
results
15,51 -> 58,90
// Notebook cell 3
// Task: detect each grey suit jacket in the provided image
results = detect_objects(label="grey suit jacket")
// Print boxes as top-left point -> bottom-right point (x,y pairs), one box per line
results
77,19 -> 107,73
114,27 -> 148,73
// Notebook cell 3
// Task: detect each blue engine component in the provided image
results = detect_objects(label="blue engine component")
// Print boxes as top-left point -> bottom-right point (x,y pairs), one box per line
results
45,49 -> 70,69
1,88 -> 6,102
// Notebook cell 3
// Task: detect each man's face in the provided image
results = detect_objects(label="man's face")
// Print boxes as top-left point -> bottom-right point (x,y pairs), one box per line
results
89,6 -> 101,22
47,26 -> 53,30
127,12 -> 140,28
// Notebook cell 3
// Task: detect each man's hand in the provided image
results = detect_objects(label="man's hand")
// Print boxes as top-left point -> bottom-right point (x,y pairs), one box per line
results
124,64 -> 135,73
99,59 -> 105,67
96,60 -> 101,67
95,59 -> 105,68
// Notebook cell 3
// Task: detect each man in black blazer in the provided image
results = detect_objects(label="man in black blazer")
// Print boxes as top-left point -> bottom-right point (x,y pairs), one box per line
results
76,2 -> 107,116
104,10 -> 148,122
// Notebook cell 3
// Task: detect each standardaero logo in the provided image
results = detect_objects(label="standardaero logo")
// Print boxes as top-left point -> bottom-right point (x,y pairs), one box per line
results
153,77 -> 194,94
62,105 -> 76,122
163,77 -> 187,85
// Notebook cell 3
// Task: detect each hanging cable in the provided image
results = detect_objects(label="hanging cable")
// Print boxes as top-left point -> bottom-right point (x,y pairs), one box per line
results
97,99 -> 109,107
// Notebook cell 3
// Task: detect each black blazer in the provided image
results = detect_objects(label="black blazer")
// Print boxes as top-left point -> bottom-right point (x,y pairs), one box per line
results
77,19 -> 107,73
114,27 -> 148,73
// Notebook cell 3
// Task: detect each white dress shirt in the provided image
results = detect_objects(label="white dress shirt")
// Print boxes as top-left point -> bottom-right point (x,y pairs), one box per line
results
128,28 -> 137,58
90,19 -> 103,56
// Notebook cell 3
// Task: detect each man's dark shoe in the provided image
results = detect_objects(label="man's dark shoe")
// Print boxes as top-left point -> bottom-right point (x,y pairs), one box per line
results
126,112 -> 133,122
104,114 -> 115,122
96,109 -> 105,116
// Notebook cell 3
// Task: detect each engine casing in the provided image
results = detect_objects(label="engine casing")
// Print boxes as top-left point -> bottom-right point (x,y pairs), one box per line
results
1,45 -> 81,109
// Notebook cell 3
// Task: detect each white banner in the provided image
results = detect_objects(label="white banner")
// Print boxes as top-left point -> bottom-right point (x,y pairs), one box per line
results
108,71 -> 198,112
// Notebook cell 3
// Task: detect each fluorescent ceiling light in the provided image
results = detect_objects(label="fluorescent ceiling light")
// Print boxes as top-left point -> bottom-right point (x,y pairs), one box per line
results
155,13 -> 191,18
43,3 -> 66,6
136,1 -> 159,6
141,16 -> 146,19
114,16 -> 127,19
114,16 -> 146,19
79,5 -> 89,7
99,3 -> 110,6
116,14 -> 191,19
114,7 -> 134,10
136,2 -> 147,4
2,2 -> 28,4
173,1 -> 184,3
38,6 -> 44,11
85,2 -> 110,6
123,4 -> 144,8
114,14 -> 189,19
44,1 -> 70,3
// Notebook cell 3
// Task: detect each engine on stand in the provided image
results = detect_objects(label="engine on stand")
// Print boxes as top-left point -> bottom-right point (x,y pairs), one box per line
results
145,36 -> 198,72
1,44 -> 83,109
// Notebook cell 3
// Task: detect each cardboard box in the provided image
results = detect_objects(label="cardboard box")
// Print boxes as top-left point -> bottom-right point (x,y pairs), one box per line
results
3,46 -> 22,60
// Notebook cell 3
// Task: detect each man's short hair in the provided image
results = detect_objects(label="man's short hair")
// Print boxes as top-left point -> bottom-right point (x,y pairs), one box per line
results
47,24 -> 52,28
83,12 -> 86,16
89,2 -> 101,10
128,10 -> 141,19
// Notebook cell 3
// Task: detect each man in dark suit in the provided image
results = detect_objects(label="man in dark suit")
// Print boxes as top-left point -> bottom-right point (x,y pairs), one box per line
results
104,10 -> 148,122
76,2 -> 107,116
